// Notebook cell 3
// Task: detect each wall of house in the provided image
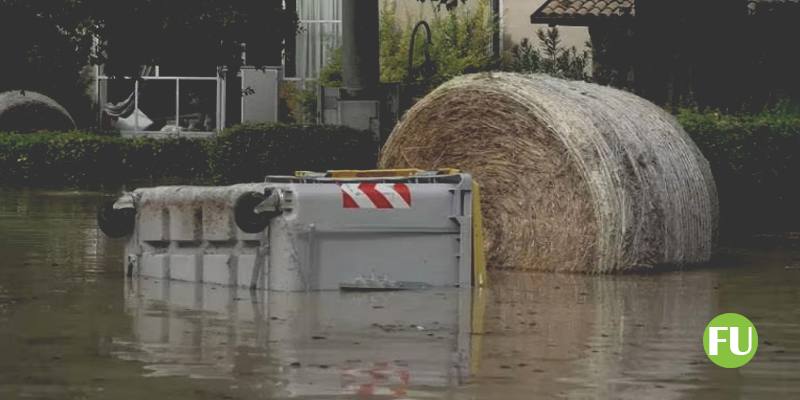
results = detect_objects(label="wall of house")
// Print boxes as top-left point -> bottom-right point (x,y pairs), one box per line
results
390,0 -> 589,52
503,0 -> 588,51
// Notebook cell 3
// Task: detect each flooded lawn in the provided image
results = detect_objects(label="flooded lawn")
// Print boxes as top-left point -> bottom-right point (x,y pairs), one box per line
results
0,190 -> 798,399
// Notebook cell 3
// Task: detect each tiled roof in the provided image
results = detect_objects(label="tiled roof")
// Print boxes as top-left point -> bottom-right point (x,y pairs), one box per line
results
531,0 -> 635,25
532,0 -> 799,24
750,0 -> 800,4
748,0 -> 800,14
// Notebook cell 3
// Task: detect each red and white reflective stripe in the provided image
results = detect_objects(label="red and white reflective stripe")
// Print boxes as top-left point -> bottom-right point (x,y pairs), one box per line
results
341,183 -> 412,209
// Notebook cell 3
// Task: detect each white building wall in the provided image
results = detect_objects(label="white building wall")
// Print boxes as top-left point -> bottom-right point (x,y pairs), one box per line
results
291,0 -> 590,80
503,0 -> 589,50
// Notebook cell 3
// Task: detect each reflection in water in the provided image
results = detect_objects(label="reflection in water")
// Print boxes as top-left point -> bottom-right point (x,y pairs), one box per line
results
1,189 -> 799,399
116,277 -> 475,398
0,190 -> 117,276
466,267 -> 800,400
471,272 -> 719,400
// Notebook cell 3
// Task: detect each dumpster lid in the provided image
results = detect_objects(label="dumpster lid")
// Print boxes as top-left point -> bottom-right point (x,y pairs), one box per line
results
265,169 -> 466,184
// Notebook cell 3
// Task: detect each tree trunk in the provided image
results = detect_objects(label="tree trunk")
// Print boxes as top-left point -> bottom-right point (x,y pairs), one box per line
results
284,0 -> 297,77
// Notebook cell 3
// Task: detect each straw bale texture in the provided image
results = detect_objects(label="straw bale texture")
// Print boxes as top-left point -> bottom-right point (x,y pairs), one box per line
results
380,73 -> 718,273
0,90 -> 76,133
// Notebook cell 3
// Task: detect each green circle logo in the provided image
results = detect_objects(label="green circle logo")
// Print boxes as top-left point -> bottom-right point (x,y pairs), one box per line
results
703,313 -> 758,368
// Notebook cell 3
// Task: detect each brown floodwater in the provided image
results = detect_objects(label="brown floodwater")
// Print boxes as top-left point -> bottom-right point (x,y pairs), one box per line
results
0,189 -> 798,399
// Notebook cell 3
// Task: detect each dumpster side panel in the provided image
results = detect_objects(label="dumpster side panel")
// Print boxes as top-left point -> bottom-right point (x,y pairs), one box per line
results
314,233 -> 460,289
128,184 -> 271,289
267,182 -> 468,290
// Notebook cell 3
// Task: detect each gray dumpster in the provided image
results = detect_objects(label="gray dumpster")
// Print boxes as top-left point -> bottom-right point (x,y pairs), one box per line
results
100,169 -> 486,291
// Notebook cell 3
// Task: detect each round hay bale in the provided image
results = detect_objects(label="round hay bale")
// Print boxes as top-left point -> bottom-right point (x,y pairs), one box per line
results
380,73 -> 718,273
0,90 -> 77,133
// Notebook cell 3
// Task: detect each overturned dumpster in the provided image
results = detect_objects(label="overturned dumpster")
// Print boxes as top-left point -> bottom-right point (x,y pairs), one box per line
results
99,169 -> 486,291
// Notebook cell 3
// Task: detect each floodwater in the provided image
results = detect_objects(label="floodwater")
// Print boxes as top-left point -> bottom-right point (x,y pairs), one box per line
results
0,190 -> 799,400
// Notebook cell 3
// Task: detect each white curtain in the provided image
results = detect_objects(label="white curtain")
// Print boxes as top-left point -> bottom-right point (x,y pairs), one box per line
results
295,0 -> 342,80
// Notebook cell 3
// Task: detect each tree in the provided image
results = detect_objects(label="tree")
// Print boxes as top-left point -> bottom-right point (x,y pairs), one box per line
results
0,0 -> 298,127
0,1 -> 97,125
91,0 -> 297,76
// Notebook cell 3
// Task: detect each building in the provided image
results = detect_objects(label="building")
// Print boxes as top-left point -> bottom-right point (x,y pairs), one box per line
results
96,1 -> 595,135
503,0 -> 588,51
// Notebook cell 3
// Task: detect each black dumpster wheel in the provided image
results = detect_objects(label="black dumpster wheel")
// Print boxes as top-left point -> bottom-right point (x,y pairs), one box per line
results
234,191 -> 270,234
97,200 -> 136,238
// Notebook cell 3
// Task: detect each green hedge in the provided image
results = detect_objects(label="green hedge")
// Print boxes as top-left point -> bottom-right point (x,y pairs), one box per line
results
0,133 -> 209,186
678,110 -> 800,236
0,124 -> 378,188
209,124 -> 379,184
1,115 -> 798,236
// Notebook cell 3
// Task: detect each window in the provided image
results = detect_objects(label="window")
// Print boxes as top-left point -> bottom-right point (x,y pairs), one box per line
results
294,0 -> 342,80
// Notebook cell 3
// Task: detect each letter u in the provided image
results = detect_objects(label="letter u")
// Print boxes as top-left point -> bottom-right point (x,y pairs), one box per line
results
729,327 -> 754,356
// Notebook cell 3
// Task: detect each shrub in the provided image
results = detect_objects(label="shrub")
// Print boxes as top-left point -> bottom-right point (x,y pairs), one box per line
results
504,28 -> 591,81
278,82 -> 318,124
0,124 -> 378,188
208,124 -> 378,184
679,109 -> 800,236
0,132 -> 210,187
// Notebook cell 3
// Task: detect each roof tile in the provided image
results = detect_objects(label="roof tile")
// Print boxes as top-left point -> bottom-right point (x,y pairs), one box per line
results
533,0 -> 635,22
532,0 -> 798,23
748,0 -> 800,14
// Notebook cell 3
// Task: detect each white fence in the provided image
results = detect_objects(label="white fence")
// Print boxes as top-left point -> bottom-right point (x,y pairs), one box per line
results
97,66 -> 285,137
96,67 -> 226,137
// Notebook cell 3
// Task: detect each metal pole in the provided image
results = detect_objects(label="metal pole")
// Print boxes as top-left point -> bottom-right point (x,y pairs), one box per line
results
95,66 -> 101,128
216,73 -> 221,132
407,21 -> 432,84
220,70 -> 227,130
175,78 -> 180,132
134,80 -> 139,133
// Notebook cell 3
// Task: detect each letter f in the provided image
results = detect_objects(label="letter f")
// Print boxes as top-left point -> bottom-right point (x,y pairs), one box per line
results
709,327 -> 728,355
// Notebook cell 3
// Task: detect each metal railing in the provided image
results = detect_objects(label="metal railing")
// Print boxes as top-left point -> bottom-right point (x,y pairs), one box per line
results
96,66 -> 226,136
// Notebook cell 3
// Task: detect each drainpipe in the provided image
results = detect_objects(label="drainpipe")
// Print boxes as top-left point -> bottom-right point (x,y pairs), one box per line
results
341,0 -> 380,99
492,0 -> 502,59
